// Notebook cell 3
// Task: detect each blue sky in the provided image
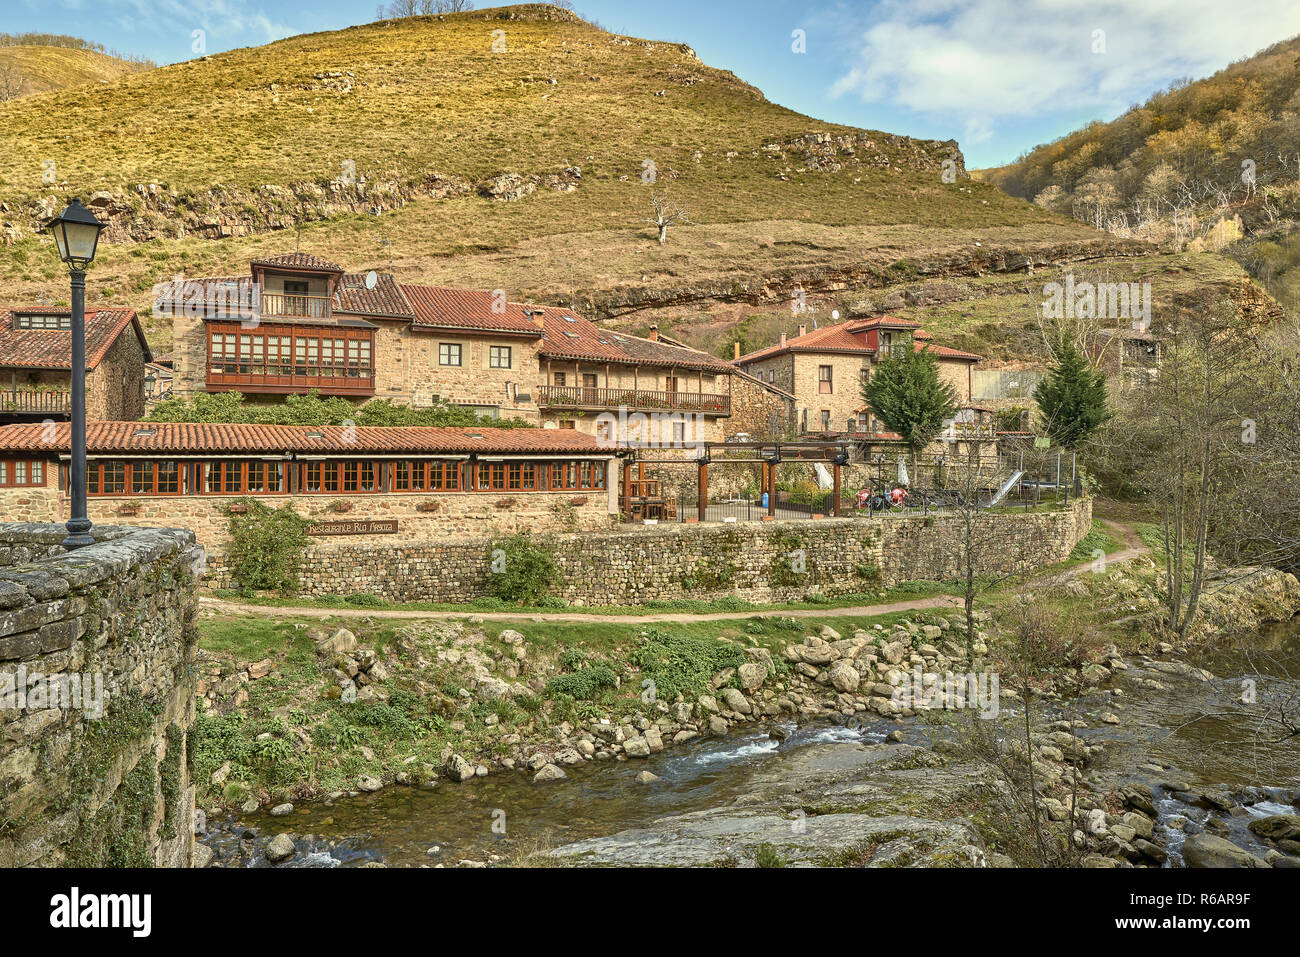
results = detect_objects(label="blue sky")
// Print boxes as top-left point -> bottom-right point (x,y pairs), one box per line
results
6,0 -> 1300,167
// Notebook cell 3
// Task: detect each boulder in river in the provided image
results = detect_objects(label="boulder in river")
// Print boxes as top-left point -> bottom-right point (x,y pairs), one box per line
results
1248,814 -> 1300,842
266,833 -> 296,864
1181,833 -> 1269,868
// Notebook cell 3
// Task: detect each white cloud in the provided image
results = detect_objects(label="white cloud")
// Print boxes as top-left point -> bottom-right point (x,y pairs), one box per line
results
831,0 -> 1300,131
40,0 -> 295,51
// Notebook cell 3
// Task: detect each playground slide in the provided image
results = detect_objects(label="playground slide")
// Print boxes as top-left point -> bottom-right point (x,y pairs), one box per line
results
813,462 -> 834,490
988,470 -> 1025,507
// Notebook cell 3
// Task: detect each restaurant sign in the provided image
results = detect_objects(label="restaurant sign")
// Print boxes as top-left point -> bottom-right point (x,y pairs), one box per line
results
306,520 -> 399,536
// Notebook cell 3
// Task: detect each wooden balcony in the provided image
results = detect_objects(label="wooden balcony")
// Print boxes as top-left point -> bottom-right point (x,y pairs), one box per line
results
538,385 -> 730,415
0,389 -> 72,415
206,365 -> 375,397
260,293 -> 332,319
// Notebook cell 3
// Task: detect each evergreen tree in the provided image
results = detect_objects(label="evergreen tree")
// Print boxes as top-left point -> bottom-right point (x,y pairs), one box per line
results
1033,344 -> 1111,449
862,342 -> 957,479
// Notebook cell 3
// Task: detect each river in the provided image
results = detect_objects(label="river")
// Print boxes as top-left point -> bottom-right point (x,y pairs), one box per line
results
200,617 -> 1300,867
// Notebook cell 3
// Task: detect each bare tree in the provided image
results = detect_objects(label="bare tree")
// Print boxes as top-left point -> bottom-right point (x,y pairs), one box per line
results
646,194 -> 691,245
0,62 -> 27,102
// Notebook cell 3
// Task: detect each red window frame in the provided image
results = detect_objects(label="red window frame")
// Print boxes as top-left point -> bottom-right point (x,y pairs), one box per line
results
0,458 -> 46,487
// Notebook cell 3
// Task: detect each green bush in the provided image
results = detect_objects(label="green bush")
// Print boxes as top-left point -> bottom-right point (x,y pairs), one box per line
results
486,532 -> 558,604
345,592 -> 386,607
629,630 -> 747,702
224,499 -> 311,593
544,664 -> 618,700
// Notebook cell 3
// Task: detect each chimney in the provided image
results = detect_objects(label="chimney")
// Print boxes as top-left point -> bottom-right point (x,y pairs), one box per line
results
779,332 -> 787,348
648,324 -> 659,341
524,308 -> 545,328
798,324 -> 807,337
733,342 -> 741,361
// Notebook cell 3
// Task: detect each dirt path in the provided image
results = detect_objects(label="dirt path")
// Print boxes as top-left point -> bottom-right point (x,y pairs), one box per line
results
198,594 -> 966,624
198,520 -> 1153,625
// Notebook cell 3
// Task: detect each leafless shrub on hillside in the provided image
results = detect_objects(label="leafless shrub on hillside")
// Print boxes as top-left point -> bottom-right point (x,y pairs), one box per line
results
0,62 -> 28,102
378,0 -> 474,16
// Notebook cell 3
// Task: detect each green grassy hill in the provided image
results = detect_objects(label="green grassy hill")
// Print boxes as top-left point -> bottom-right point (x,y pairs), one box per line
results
0,5 -> 1258,360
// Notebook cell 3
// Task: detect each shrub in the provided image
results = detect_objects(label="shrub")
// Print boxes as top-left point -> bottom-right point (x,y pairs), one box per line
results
486,532 -> 558,604
629,630 -> 747,702
224,499 -> 311,593
345,592 -> 386,607
544,664 -> 618,700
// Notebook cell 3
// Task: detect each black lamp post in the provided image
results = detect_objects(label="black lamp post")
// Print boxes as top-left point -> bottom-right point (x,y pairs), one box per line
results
48,198 -> 105,550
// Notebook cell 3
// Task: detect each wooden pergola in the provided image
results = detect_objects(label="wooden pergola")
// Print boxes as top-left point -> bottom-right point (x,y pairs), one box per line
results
621,440 -> 852,521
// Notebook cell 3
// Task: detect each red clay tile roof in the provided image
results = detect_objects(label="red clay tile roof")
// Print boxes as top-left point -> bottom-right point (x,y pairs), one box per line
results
0,422 -> 608,456
537,307 -> 731,372
735,316 -> 979,364
250,252 -> 344,273
401,285 -> 544,337
918,342 -> 982,361
736,322 -> 876,364
334,273 -> 415,319
0,308 -> 150,370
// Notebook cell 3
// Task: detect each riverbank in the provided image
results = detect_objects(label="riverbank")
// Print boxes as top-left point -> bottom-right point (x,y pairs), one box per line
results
191,551 -> 1300,867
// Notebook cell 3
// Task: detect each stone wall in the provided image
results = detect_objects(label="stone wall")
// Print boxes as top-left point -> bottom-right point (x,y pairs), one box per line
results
284,497 -> 1091,603
726,372 -> 795,440
0,523 -> 201,867
0,480 -> 619,568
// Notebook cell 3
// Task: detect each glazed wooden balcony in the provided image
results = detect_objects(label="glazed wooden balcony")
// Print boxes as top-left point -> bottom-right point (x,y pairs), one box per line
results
538,385 -> 730,415
0,389 -> 72,415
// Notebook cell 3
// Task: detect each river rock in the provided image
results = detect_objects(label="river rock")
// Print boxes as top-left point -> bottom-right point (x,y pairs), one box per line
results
269,803 -> 293,817
1248,814 -> 1300,841
533,763 -> 567,783
708,715 -> 729,735
266,833 -> 296,863
357,775 -> 383,792
193,843 -> 214,868
316,628 -> 357,657
828,662 -> 860,693
720,687 -> 751,714
635,771 -> 659,784
1181,833 -> 1269,868
879,640 -> 905,665
441,754 -> 473,782
498,629 -> 526,645
624,736 -> 651,758
738,663 -> 768,691
1122,811 -> 1154,841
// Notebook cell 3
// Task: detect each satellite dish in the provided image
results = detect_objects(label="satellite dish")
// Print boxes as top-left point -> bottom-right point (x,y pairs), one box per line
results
832,310 -> 840,320
365,270 -> 378,290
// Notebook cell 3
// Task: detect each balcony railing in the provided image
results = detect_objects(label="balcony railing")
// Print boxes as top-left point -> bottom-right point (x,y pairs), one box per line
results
260,293 -> 332,319
0,389 -> 72,414
538,385 -> 730,415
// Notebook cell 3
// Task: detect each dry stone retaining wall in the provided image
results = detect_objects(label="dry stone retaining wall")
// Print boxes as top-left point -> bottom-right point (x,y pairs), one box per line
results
0,523 -> 201,868
281,498 -> 1091,604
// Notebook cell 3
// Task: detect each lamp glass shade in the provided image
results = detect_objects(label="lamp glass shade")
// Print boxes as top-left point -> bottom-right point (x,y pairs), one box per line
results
49,199 -> 104,266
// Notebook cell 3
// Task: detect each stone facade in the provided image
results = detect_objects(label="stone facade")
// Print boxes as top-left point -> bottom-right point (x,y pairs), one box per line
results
279,497 -> 1091,603
0,523 -> 200,867
726,372 -> 796,439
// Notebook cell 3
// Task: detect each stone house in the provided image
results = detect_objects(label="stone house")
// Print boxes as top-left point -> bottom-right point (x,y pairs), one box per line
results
734,316 -> 982,435
0,306 -> 151,424
0,421 -> 620,560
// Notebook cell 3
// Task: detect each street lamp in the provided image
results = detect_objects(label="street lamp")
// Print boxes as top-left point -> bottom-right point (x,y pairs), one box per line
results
48,198 -> 105,550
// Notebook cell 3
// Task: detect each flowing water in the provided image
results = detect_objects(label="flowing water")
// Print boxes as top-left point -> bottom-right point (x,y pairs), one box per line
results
201,618 -> 1300,868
